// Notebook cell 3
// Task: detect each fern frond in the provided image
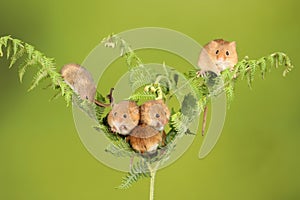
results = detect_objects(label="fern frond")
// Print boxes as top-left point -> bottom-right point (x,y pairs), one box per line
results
118,159 -> 150,189
237,52 -> 294,79
283,56 -> 293,76
9,46 -> 25,68
94,122 -> 135,155
169,112 -> 190,137
0,35 -> 74,106
18,59 -> 37,82
105,143 -> 135,157
102,34 -> 143,69
104,132 -> 134,156
0,35 -> 11,57
11,38 -> 23,56
257,57 -> 267,79
184,70 -> 209,96
24,43 -> 35,59
187,52 -> 294,109
128,91 -> 156,101
6,42 -> 11,59
28,67 -> 49,91
129,67 -> 153,91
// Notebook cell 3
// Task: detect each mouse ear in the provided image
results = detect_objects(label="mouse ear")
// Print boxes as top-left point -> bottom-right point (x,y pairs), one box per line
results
229,41 -> 236,48
208,40 -> 219,47
129,101 -> 140,115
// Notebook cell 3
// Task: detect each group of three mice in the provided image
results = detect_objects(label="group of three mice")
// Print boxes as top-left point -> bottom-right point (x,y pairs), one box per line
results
60,39 -> 238,154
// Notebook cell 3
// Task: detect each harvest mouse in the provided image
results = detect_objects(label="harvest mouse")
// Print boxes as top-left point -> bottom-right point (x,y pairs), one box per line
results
140,100 -> 170,131
197,40 -> 238,135
107,100 -> 140,135
60,63 -> 110,107
197,39 -> 238,76
126,124 -> 164,153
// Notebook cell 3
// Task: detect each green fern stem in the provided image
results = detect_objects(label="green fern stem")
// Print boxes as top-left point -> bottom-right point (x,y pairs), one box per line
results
149,169 -> 156,200
147,162 -> 160,200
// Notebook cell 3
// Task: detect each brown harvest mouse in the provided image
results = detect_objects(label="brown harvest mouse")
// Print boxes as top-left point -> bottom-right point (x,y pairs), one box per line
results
60,63 -> 110,107
107,100 -> 140,135
197,39 -> 238,76
126,124 -> 164,153
140,99 -> 170,131
197,39 -> 238,136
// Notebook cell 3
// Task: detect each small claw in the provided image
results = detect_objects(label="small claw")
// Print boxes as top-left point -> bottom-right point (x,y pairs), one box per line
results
196,70 -> 207,78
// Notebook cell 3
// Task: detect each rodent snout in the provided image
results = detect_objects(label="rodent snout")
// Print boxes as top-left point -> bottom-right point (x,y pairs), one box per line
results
120,125 -> 127,131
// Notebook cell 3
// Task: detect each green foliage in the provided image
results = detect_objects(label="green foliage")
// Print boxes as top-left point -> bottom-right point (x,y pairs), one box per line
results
93,114 -> 137,160
118,159 -> 151,189
0,35 -> 73,106
129,67 -> 153,91
1,34 -> 294,193
181,93 -> 200,118
169,112 -> 192,138
102,34 -> 143,69
94,122 -> 134,155
184,70 -> 209,111
185,52 -> 294,108
128,91 -> 157,101
117,108 -> 197,189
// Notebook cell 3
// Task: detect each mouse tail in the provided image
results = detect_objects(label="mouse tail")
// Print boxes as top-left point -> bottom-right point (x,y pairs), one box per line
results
94,99 -> 111,107
202,106 -> 208,136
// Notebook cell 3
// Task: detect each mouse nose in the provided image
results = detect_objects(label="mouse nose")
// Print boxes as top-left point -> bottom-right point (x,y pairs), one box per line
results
217,56 -> 225,62
120,125 -> 127,130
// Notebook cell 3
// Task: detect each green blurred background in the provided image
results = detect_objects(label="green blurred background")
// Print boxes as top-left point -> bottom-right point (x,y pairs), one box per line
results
0,0 -> 299,199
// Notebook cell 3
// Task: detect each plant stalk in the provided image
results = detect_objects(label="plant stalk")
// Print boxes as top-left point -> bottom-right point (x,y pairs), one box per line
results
149,169 -> 156,200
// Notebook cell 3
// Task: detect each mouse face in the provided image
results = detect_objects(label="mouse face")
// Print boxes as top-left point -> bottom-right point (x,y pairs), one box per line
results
205,39 -> 238,71
140,100 -> 170,131
107,101 -> 140,135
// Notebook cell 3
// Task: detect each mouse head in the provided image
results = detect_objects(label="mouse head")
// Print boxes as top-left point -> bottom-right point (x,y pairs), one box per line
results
140,99 -> 170,131
127,124 -> 162,153
61,63 -> 97,102
107,100 -> 140,135
205,39 -> 238,70
60,63 -> 81,87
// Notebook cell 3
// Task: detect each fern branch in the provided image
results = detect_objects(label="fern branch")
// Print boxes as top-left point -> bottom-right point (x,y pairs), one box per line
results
0,35 -> 74,106
117,159 -> 151,189
186,52 -> 294,108
102,34 -> 143,69
128,91 -> 157,101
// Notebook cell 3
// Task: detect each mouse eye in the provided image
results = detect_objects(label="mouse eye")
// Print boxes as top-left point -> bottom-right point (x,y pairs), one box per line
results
114,112 -> 117,116
215,50 -> 219,55
155,113 -> 160,118
226,51 -> 230,56
123,114 -> 127,118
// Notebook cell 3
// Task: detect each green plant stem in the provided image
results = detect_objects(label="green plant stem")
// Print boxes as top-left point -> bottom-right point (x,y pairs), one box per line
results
147,161 -> 160,200
149,168 -> 156,200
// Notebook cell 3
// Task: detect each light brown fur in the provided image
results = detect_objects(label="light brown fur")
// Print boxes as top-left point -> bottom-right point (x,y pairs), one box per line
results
107,101 -> 140,135
126,124 -> 164,153
60,63 -> 110,107
197,39 -> 238,75
140,100 -> 170,131
61,63 -> 96,102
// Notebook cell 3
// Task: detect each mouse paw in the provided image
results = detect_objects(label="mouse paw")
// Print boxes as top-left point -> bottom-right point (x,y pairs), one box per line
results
110,126 -> 117,133
196,70 -> 207,78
